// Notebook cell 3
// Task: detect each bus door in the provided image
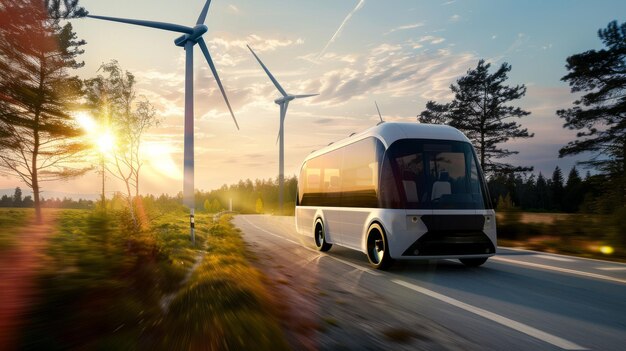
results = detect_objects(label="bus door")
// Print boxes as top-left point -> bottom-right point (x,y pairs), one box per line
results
321,160 -> 343,244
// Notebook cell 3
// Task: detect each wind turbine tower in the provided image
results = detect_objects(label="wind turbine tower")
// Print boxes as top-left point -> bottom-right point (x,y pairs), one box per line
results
247,45 -> 318,213
87,0 -> 239,242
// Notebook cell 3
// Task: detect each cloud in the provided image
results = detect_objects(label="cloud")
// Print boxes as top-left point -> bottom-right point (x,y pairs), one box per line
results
318,0 -> 366,58
299,52 -> 360,65
297,43 -> 477,106
385,22 -> 425,35
449,14 -> 461,22
415,35 -> 446,45
209,34 -> 304,53
228,4 -> 239,13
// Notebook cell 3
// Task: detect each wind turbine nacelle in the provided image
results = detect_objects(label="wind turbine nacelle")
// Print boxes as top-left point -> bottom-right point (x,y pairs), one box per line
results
175,25 -> 208,47
275,96 -> 295,104
175,34 -> 190,47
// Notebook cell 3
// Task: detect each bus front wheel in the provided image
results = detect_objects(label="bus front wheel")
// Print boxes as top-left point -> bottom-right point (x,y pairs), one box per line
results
314,220 -> 332,252
366,224 -> 394,270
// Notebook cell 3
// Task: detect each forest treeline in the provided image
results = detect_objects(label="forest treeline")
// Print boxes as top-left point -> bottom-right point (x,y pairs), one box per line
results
0,187 -> 94,209
0,165 -> 614,215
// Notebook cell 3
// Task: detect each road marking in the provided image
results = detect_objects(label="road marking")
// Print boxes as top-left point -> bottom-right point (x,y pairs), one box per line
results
493,256 -> 626,285
596,266 -> 626,271
500,246 -> 626,266
534,254 -> 574,262
392,279 -> 587,351
239,217 -> 381,276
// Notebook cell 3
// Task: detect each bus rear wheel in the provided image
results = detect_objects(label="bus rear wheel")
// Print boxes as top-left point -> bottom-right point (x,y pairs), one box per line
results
459,258 -> 488,267
314,220 -> 332,252
366,224 -> 393,270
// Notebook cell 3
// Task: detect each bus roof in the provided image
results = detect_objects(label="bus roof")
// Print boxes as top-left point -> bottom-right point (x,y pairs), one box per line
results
305,122 -> 471,161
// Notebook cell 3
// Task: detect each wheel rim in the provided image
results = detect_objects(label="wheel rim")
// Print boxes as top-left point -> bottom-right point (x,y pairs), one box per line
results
315,225 -> 323,247
368,231 -> 384,264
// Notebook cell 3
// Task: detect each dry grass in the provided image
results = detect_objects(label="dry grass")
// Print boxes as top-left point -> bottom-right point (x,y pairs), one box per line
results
17,210 -> 289,350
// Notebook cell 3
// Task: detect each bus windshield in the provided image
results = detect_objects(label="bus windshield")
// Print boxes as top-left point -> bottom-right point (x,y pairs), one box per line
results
380,139 -> 488,209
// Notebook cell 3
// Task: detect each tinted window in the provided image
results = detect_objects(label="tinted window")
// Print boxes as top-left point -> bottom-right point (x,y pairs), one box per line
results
380,139 -> 489,209
341,138 -> 383,208
299,137 -> 383,207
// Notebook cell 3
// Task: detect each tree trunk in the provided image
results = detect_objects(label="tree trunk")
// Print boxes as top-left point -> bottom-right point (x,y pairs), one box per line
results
622,138 -> 626,207
101,157 -> 105,211
480,135 -> 486,172
32,124 -> 41,223
134,168 -> 139,198
32,55 -> 44,224
125,180 -> 137,228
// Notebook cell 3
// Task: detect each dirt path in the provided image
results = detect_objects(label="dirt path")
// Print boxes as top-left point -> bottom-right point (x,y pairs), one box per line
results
0,210 -> 59,350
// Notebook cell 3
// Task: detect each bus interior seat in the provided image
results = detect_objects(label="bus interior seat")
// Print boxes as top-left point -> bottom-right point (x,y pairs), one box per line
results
431,171 -> 451,200
402,170 -> 419,202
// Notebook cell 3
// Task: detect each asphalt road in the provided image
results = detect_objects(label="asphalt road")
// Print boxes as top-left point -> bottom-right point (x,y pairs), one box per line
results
233,215 -> 626,351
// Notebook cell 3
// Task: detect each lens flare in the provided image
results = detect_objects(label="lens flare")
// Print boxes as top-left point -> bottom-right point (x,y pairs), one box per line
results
142,142 -> 182,180
75,111 -> 97,133
97,131 -> 115,153
600,246 -> 614,255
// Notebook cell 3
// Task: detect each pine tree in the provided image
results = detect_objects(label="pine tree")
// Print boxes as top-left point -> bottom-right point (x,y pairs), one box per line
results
0,0 -> 89,222
45,0 -> 87,19
418,60 -> 534,174
563,166 -> 583,212
550,166 -> 565,211
536,173 -> 550,210
12,187 -> 23,207
558,21 -> 626,207
417,101 -> 451,124
0,195 -> 11,207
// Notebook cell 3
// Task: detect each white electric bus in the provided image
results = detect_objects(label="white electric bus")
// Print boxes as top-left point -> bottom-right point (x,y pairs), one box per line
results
295,122 -> 496,269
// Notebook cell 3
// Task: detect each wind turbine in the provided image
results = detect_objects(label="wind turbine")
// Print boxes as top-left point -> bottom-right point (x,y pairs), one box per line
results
87,0 -> 239,243
246,45 -> 318,214
375,101 -> 385,125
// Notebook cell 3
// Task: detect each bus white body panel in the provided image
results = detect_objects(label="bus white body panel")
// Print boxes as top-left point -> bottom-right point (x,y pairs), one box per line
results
295,122 -> 497,263
296,207 -> 496,259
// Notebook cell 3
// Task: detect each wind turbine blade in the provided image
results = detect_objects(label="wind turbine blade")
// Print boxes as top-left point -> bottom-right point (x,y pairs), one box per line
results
246,45 -> 288,97
196,0 -> 212,25
293,94 -> 319,99
87,15 -> 193,34
375,101 -> 384,123
198,38 -> 239,130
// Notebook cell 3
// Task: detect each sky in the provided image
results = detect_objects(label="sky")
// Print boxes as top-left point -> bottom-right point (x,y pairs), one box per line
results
2,0 -> 626,198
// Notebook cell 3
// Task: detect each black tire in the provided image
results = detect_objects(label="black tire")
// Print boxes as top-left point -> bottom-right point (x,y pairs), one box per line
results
314,219 -> 332,252
459,257 -> 488,267
366,223 -> 394,270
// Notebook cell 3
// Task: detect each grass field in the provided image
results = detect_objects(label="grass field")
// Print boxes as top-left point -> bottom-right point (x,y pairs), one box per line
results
3,207 -> 289,350
497,211 -> 626,262
0,208 -> 33,251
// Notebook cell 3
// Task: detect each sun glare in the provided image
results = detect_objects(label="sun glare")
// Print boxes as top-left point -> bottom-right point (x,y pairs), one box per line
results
74,111 -> 116,155
75,111 -> 97,133
97,131 -> 115,153
143,142 -> 182,180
